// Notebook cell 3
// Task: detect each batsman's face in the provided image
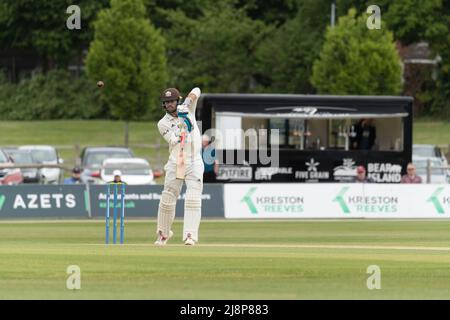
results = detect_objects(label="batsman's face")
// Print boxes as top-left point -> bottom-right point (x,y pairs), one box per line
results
164,100 -> 178,114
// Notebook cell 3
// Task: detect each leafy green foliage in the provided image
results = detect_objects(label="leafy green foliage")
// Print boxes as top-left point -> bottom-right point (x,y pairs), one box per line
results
0,70 -> 102,120
383,0 -> 449,118
255,0 -> 330,93
384,0 -> 447,46
164,1 -> 268,93
0,0 -> 448,119
243,0 -> 298,25
0,0 -> 109,68
85,0 -> 168,120
143,0 -> 212,29
311,9 -> 402,95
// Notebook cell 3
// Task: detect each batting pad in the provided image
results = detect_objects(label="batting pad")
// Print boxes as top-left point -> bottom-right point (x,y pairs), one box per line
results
183,179 -> 203,241
157,190 -> 177,238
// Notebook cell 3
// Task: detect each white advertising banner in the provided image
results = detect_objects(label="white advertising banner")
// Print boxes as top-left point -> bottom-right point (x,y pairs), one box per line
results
224,183 -> 450,219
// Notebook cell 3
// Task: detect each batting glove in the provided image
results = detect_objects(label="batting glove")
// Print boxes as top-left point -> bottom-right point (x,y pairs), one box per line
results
179,115 -> 193,132
169,132 -> 181,146
177,103 -> 190,114
177,105 -> 193,132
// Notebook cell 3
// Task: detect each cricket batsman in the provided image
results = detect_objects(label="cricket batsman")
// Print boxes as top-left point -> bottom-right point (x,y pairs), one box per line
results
154,87 -> 204,246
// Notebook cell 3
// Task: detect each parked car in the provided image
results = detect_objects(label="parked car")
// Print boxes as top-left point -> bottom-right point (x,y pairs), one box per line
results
413,144 -> 449,181
413,156 -> 448,184
18,145 -> 63,184
100,158 -> 155,185
413,144 -> 448,165
0,149 -> 24,185
3,148 -> 40,183
80,147 -> 134,184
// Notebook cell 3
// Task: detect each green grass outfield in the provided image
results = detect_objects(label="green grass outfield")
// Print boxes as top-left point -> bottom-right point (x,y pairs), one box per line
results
413,119 -> 450,146
1,219 -> 450,299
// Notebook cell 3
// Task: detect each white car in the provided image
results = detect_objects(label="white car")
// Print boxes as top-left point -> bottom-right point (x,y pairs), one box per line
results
413,144 -> 449,182
19,145 -> 63,184
100,158 -> 155,185
80,147 -> 134,184
413,144 -> 448,166
413,156 -> 448,184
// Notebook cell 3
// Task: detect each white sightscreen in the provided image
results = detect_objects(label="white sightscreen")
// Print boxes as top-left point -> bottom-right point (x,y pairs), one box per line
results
215,114 -> 242,149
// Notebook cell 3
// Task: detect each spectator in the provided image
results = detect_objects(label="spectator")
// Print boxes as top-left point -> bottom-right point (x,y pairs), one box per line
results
355,166 -> 375,183
112,170 -> 123,183
401,163 -> 422,183
352,119 -> 376,150
63,167 -> 82,184
201,134 -> 219,182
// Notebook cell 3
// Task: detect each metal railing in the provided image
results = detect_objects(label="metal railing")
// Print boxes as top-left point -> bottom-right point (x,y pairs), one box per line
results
1,160 -> 449,184
415,158 -> 450,183
0,163 -> 72,171
0,141 -> 165,171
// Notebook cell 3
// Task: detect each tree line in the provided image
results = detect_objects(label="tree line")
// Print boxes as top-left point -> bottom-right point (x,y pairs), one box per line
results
0,0 -> 448,121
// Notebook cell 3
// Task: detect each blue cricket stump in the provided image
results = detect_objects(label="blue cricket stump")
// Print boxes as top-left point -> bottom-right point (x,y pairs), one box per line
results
105,182 -> 126,244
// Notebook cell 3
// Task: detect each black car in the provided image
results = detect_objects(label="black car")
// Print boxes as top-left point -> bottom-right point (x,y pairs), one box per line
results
3,148 -> 40,183
79,147 -> 134,184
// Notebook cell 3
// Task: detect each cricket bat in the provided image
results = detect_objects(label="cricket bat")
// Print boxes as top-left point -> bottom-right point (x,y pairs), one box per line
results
175,87 -> 200,180
176,122 -> 187,180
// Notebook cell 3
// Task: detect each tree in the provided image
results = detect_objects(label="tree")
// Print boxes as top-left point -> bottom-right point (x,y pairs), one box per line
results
85,0 -> 168,145
311,8 -> 402,95
384,0 -> 447,46
0,0 -> 109,71
384,0 -> 449,118
255,0 -> 331,93
430,6 -> 450,119
143,0 -> 211,29
0,70 -> 102,120
164,1 -> 268,93
243,0 -> 298,26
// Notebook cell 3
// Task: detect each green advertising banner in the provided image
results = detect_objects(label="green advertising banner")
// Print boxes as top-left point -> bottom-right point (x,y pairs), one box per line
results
0,185 -> 88,218
89,184 -> 224,218
0,184 -> 224,219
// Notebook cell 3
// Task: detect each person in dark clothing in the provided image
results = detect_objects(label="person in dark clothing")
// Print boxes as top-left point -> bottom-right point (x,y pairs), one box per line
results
201,134 -> 218,182
112,170 -> 124,183
63,167 -> 82,184
352,119 -> 376,150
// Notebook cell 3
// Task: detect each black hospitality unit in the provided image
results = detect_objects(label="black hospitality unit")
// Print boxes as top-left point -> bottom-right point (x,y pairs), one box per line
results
196,94 -> 413,183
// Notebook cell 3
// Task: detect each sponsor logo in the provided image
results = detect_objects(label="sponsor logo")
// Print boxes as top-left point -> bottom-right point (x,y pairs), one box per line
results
295,158 -> 330,180
0,194 -> 5,211
333,187 -> 398,214
367,163 -> 402,183
333,186 -> 351,213
306,158 -> 319,171
292,107 -> 317,115
12,194 -> 76,209
255,167 -> 292,181
240,187 -> 304,214
427,187 -> 447,214
217,166 -> 252,181
99,192 -> 212,201
241,187 -> 258,214
333,159 -> 357,182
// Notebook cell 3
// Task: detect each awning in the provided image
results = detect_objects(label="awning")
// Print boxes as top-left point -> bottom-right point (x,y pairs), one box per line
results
215,111 -> 409,119
213,104 -> 409,119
